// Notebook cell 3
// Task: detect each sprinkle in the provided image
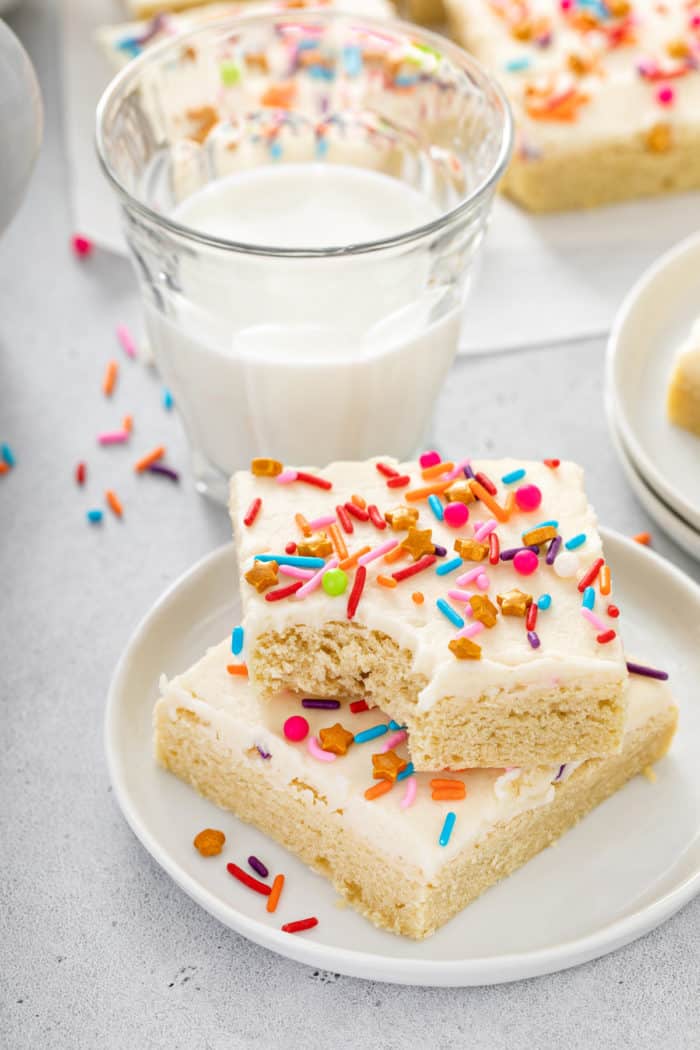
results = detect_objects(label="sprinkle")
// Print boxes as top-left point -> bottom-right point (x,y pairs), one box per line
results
71,234 -> 93,257
501,468 -> 526,485
295,471 -> 332,490
307,735 -> 336,762
256,745 -> 271,760
345,501 -> 370,522
607,603 -> 620,618
565,533 -> 586,550
430,778 -> 464,789
405,480 -> 451,502
0,462 -> 11,475
581,607 -> 606,631
434,544 -> 448,557
162,388 -> 174,411
281,917 -> 318,934
444,457 -> 472,480
134,445 -> 165,472
243,498 -> 262,527
116,324 -> 137,359
436,598 -> 465,629
122,414 -> 133,433
366,504 -> 385,530
349,700 -> 369,714
527,630 -> 540,649
439,812 -> 456,847
296,556 -> 339,598
295,512 -> 312,536
469,480 -> 509,521
412,591 -> 424,604
505,56 -> 531,72
231,626 -> 244,655
397,761 -> 414,781
105,489 -> 123,518
377,574 -> 397,588
500,545 -> 539,561
546,535 -> 562,565
597,629 -> 617,644
599,564 -> 611,595
102,360 -> 119,397
1,443 -> 15,468
248,855 -> 269,878
422,460 -> 454,480
351,494 -> 367,509
86,509 -> 103,524
256,554 -> 324,568
308,514 -> 336,531
98,430 -> 129,446
626,661 -> 668,681
526,603 -> 538,631
354,724 -> 388,744
577,557 -> 604,593
419,450 -> 441,468
633,532 -> 652,545
75,461 -> 86,485
400,777 -> 417,809
474,518 -> 498,541
339,546 -> 371,571
537,593 -> 552,610
329,523 -> 348,560
428,494 -> 444,521
226,862 -> 271,895
266,874 -> 285,913
302,698 -> 340,710
657,84 -> 674,106
457,621 -> 485,639
474,471 -> 497,495
226,664 -> 248,676
147,463 -> 179,482
284,715 -> 309,742
265,580 -> 304,602
387,474 -> 411,488
276,469 -> 298,484
381,730 -> 407,752
376,461 -> 399,478
359,539 -> 398,566
364,779 -> 394,800
436,557 -> 463,576
346,564 -> 367,619
447,589 -> 474,603
582,586 -> 596,610
543,458 -> 560,468
392,554 -> 436,582
193,828 -> 225,856
456,566 -> 482,586
488,532 -> 500,564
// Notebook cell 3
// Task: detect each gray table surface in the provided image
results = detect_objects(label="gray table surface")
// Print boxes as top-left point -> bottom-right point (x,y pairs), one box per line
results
2,3 -> 699,1047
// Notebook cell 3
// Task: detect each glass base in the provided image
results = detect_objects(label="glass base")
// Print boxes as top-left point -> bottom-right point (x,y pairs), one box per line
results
191,451 -> 231,507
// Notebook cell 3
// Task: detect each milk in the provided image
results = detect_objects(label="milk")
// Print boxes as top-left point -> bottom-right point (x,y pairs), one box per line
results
145,163 -> 464,494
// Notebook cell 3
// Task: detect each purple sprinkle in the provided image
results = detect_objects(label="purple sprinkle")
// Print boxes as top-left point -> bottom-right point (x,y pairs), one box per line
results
302,698 -> 341,709
147,463 -> 180,482
626,661 -> 669,681
527,630 -> 540,649
554,764 -> 566,782
463,464 -> 475,480
256,745 -> 271,759
248,855 -> 269,878
500,545 -> 540,561
546,535 -> 562,565
433,544 -> 447,557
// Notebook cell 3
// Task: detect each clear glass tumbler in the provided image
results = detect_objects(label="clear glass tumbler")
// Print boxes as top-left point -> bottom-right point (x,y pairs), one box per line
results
97,11 -> 512,502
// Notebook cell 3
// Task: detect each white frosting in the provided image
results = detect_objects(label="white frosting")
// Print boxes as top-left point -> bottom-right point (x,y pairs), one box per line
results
156,639 -> 675,878
231,457 -> 628,712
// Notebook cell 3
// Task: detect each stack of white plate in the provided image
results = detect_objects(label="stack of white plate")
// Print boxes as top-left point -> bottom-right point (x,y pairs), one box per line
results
606,231 -> 700,561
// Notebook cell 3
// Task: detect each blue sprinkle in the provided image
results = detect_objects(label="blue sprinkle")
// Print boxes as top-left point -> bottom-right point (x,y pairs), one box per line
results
354,724 -> 389,744
255,554 -> 325,568
529,519 -> 559,532
436,557 -> 463,577
397,762 -> 414,781
342,44 -> 363,76
501,468 -> 526,485
395,74 -> 419,87
308,64 -> 335,81
504,56 -> 531,73
439,811 -> 456,847
162,388 -> 174,411
428,494 -> 444,521
315,137 -> 329,159
565,533 -> 586,550
537,593 -> 552,610
388,719 -> 406,731
269,140 -> 283,160
436,598 -> 465,629
1,443 -> 15,467
231,626 -> 244,656
297,38 -> 319,50
86,509 -> 103,524
582,586 -> 595,610
117,37 -> 142,57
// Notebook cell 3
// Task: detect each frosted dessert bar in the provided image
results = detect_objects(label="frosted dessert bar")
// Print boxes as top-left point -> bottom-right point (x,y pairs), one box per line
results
445,0 -> 700,211
230,456 -> 629,771
154,640 -> 677,939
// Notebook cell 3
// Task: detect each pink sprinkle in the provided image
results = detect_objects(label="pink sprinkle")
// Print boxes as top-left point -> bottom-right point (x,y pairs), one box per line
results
581,607 -> 606,631
116,324 -> 138,359
307,736 -> 336,762
474,518 -> 497,541
443,457 -> 472,481
444,502 -> 469,528
513,549 -> 539,576
447,589 -> 474,603
456,567 -> 482,587
514,484 -> 542,512
476,573 -> 490,591
71,234 -> 93,257
98,430 -> 129,446
278,565 -> 316,580
457,621 -> 485,639
276,469 -> 298,484
656,84 -> 674,106
308,514 -> 337,530
296,557 -> 338,598
400,776 -> 417,809
381,730 -> 407,752
560,0 -> 573,8
419,450 -> 441,468
358,539 -> 398,565
691,13 -> 700,27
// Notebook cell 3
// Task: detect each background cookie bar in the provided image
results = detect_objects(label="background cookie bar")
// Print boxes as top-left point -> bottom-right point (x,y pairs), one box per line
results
230,457 -> 628,770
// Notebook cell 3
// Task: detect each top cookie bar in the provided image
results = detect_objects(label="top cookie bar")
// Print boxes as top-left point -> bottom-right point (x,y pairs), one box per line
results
230,456 -> 628,770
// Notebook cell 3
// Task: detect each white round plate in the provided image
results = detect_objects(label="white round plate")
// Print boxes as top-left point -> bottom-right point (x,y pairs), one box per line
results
106,535 -> 700,986
606,400 -> 700,561
607,231 -> 700,531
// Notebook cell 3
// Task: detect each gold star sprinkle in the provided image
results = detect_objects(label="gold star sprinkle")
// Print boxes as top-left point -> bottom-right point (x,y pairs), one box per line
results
297,532 -> 334,558
244,560 -> 279,593
318,722 -> 354,756
449,637 -> 482,660
401,526 -> 435,561
384,505 -> 419,531
522,525 -> 557,546
372,750 -> 408,782
445,480 -> 475,505
497,589 -> 533,617
646,123 -> 671,154
454,538 -> 489,562
469,595 -> 499,628
250,457 -> 283,477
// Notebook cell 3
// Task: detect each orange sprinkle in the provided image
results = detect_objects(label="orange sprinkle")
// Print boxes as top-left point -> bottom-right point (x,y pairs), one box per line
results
105,489 -> 123,518
364,779 -> 394,801
469,480 -> 509,522
122,414 -> 133,433
412,592 -> 424,604
351,493 -> 367,509
266,873 -> 285,913
383,545 -> 406,564
430,778 -> 465,789
102,359 -> 118,397
599,564 -> 611,596
405,480 -> 452,502
432,787 -> 466,801
261,81 -> 296,109
421,460 -> 454,480
339,546 -> 371,571
134,445 -> 165,472
329,523 -> 348,561
0,462 -> 9,475
633,532 -> 651,546
377,574 -> 398,589
295,512 -> 312,537
227,663 -> 249,676
504,491 -> 516,517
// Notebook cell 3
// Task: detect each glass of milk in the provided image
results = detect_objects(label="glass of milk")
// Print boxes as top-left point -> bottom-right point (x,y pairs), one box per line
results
97,11 -> 512,501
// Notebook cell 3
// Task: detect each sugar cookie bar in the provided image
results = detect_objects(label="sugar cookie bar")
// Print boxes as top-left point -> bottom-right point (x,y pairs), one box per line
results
230,457 -> 628,770
154,640 -> 677,939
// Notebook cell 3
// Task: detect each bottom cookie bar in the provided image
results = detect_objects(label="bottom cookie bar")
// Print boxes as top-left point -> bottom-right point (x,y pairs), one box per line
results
154,641 -> 677,939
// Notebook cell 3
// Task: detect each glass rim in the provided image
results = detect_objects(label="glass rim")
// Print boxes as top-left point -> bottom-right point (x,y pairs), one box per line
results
95,9 -> 514,258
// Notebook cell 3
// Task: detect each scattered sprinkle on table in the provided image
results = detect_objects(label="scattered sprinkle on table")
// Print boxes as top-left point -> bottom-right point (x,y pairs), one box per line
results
193,828 -> 225,856
281,917 -> 318,934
